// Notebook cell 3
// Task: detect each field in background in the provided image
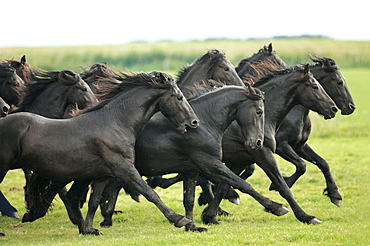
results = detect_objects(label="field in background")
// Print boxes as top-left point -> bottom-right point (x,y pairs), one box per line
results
1,38 -> 369,74
0,39 -> 369,245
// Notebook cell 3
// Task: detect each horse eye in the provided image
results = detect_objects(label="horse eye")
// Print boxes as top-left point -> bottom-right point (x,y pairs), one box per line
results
81,87 -> 88,92
337,81 -> 343,85
256,110 -> 263,116
224,67 -> 229,72
177,96 -> 183,101
312,85 -> 319,90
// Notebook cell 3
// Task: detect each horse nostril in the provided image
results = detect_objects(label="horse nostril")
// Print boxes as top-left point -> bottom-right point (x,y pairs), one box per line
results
349,103 -> 356,111
2,106 -> 9,113
257,139 -> 262,147
332,106 -> 338,113
191,119 -> 199,127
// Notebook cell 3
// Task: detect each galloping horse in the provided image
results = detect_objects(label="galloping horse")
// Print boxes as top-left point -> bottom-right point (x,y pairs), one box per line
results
0,71 -> 199,235
201,64 -> 338,225
236,45 -> 355,206
76,84 -> 266,231
95,64 -> 338,228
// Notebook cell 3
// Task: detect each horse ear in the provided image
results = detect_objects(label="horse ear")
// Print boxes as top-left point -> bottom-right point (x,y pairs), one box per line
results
21,55 -> 26,64
267,43 -> 273,52
303,64 -> 310,75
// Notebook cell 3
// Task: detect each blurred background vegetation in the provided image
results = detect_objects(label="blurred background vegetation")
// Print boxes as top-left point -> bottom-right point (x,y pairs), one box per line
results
1,37 -> 369,75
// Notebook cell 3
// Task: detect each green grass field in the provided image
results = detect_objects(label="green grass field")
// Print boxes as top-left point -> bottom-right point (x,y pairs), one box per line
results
0,40 -> 369,245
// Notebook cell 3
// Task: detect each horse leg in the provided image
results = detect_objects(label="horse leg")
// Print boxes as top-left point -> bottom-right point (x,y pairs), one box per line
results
254,148 -> 321,224
82,179 -> 111,235
239,164 -> 255,180
112,163 -> 192,228
58,187 -> 80,225
66,180 -> 93,232
146,174 -> 184,189
295,143 -> 342,206
100,178 -> 124,228
198,176 -> 232,216
202,182 -> 230,225
182,173 -> 207,232
270,141 -> 307,190
191,154 -> 288,225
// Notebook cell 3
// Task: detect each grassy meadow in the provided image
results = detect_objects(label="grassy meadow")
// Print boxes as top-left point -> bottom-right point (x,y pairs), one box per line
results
0,39 -> 370,245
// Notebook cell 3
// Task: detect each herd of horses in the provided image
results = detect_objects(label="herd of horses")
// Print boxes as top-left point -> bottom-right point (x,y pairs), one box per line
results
0,44 -> 355,235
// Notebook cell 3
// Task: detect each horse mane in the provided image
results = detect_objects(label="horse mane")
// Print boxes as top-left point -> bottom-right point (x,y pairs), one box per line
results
73,71 -> 174,116
80,63 -> 120,81
241,59 -> 288,85
176,49 -> 226,84
309,54 -> 338,72
17,69 -> 81,111
251,66 -> 300,87
25,173 -> 55,212
187,81 -> 264,103
236,43 -> 288,74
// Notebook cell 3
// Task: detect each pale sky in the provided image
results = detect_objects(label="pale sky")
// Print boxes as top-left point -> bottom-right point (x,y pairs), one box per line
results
1,0 -> 369,47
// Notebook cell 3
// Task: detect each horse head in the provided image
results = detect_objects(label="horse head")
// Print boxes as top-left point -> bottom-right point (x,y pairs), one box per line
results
309,54 -> 356,115
0,62 -> 25,106
234,84 -> 265,150
293,64 -> 338,120
153,72 -> 199,133
61,70 -> 99,111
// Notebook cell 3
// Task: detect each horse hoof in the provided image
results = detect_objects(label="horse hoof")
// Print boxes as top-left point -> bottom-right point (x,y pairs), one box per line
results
100,221 -> 112,228
273,206 -> 290,216
191,227 -> 208,232
202,216 -> 220,225
174,216 -> 192,228
308,218 -> 322,225
330,198 -> 341,207
228,197 -> 240,205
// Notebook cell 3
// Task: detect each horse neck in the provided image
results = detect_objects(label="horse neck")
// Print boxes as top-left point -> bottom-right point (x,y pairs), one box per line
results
255,78 -> 301,133
178,63 -> 210,91
94,87 -> 164,137
191,88 -> 244,135
21,83 -> 70,118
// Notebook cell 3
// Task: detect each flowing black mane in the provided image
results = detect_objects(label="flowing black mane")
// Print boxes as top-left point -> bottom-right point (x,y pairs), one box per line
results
80,63 -> 120,81
176,49 -> 226,84
17,70 -> 80,111
252,65 -> 308,87
236,43 -> 288,74
309,54 -> 338,72
78,71 -> 174,115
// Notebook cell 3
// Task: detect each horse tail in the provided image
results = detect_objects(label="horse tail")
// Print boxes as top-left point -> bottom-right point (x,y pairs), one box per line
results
23,173 -> 64,222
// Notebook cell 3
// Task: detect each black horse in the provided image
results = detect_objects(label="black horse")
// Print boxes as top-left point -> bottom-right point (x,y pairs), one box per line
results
236,46 -> 355,206
0,71 -> 199,235
195,45 -> 356,209
97,64 -> 338,228
62,84 -> 267,232
201,64 -> 338,225
0,62 -> 25,107
0,97 -> 10,117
